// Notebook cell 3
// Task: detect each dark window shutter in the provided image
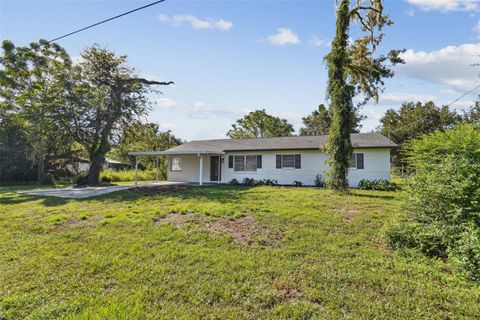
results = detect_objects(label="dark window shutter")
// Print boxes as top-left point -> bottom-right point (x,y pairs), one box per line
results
257,155 -> 262,169
294,154 -> 301,169
356,153 -> 364,169
276,155 -> 282,169
228,155 -> 233,169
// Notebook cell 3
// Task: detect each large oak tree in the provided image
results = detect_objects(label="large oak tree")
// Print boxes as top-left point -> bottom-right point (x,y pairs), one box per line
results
59,45 -> 174,185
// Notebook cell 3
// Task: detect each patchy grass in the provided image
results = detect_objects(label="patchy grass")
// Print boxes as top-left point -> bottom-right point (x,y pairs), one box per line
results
0,185 -> 479,319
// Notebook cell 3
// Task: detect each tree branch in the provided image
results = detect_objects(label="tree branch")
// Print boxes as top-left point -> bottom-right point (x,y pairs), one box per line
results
124,78 -> 174,86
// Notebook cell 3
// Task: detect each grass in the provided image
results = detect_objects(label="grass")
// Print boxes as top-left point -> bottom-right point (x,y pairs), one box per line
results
99,169 -> 163,183
0,185 -> 479,319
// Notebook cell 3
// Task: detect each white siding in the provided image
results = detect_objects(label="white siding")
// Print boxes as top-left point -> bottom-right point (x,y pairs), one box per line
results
166,149 -> 391,187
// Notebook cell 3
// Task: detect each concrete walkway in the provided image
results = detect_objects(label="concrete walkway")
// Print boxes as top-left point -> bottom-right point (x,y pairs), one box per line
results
19,181 -> 188,199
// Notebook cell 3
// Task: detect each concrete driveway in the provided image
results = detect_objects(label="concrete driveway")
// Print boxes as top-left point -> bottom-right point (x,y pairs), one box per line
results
19,181 -> 188,199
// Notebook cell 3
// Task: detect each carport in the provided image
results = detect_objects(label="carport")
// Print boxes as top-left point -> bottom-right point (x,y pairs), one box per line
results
128,150 -> 224,186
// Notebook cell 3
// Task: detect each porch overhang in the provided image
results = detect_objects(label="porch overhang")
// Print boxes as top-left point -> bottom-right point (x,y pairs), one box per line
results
128,150 -> 225,156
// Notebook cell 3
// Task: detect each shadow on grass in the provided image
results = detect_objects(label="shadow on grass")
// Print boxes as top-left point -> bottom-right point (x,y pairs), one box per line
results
0,192 -> 71,207
155,185 -> 254,203
351,192 -> 397,200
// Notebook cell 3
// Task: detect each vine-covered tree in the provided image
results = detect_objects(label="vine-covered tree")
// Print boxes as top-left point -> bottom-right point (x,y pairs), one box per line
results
58,45 -> 174,185
299,103 -> 365,136
325,0 -> 404,191
227,109 -> 294,138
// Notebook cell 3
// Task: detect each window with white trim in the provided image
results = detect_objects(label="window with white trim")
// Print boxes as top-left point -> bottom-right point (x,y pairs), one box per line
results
170,157 -> 182,171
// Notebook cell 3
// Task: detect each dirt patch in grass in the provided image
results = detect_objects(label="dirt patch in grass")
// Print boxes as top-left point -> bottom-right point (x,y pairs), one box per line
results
342,207 -> 360,224
205,216 -> 282,247
157,213 -> 282,247
273,282 -> 301,302
54,216 -> 98,231
134,185 -> 190,194
155,212 -> 195,227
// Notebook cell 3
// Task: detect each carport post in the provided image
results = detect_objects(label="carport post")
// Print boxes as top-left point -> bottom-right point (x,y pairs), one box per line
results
199,154 -> 203,186
156,156 -> 159,181
134,156 -> 138,186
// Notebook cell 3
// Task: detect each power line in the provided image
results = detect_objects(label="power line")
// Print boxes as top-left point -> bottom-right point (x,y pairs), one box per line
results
48,0 -> 167,43
444,83 -> 480,108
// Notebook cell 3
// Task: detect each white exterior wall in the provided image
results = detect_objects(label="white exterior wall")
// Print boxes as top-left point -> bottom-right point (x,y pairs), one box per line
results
167,148 -> 391,187
167,155 -> 213,184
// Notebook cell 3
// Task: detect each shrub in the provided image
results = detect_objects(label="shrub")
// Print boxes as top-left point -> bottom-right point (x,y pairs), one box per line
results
263,179 -> 277,186
358,179 -> 398,191
387,124 -> 480,281
293,180 -> 303,187
99,169 -> 159,183
314,174 -> 325,187
229,178 -> 240,185
242,177 -> 256,186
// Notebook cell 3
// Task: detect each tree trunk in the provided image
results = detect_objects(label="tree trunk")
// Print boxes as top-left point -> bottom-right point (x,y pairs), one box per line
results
87,150 -> 105,185
36,142 -> 46,184
326,0 -> 352,192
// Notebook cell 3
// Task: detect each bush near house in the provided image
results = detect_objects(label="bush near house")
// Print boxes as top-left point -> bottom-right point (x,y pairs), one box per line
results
387,124 -> 480,281
358,179 -> 398,191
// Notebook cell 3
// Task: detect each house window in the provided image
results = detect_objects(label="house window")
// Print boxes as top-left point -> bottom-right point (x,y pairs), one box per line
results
349,153 -> 364,169
349,153 -> 357,168
170,157 -> 182,171
246,155 -> 257,171
234,156 -> 245,171
282,155 -> 295,168
276,154 -> 301,169
233,155 -> 261,172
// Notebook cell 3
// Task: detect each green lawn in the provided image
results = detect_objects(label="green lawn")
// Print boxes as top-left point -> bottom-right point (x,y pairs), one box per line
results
1,185 -> 479,319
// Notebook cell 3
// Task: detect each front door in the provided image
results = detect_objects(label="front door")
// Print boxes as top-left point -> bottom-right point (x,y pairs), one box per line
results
210,156 -> 221,182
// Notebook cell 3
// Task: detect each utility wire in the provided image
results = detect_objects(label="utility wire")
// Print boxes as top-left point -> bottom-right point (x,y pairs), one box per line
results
444,83 -> 480,108
48,0 -> 167,43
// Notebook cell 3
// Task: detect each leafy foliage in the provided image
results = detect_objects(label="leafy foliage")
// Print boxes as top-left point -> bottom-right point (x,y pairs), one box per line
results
0,39 -> 75,183
299,104 -> 365,135
292,180 -> 303,187
358,179 -> 398,191
379,101 -> 462,166
100,169 -> 159,183
387,124 -> 480,281
314,174 -> 325,187
227,109 -> 294,138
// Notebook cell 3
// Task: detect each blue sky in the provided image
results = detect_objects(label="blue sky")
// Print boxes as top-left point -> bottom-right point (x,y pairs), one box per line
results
1,0 -> 479,140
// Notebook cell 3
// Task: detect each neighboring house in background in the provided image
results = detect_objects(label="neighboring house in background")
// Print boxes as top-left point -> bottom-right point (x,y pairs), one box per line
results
71,157 -> 131,174
129,133 -> 397,187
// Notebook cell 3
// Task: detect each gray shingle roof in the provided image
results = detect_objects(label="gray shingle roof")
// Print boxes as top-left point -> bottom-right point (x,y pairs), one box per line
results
163,133 -> 396,154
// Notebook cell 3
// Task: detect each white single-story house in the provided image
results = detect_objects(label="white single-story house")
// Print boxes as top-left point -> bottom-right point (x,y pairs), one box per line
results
129,133 -> 396,187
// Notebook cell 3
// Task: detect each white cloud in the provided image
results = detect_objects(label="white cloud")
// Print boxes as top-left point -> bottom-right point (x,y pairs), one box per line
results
378,92 -> 437,104
155,98 -> 177,108
396,43 -> 480,93
264,28 -> 300,46
406,0 -> 480,12
308,35 -> 330,47
154,99 -> 248,119
158,14 -> 233,31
